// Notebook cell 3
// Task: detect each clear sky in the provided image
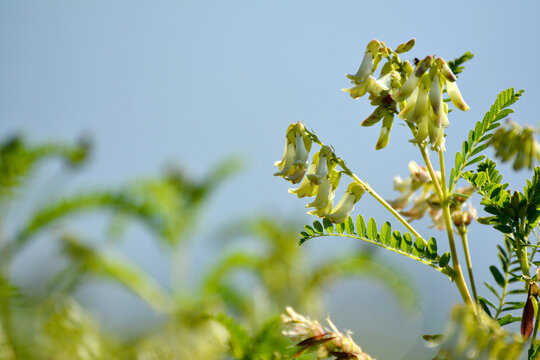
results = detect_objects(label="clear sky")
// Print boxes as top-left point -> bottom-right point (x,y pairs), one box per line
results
2,1 -> 540,358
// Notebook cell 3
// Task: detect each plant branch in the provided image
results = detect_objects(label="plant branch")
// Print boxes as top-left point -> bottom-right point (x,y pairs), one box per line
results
458,229 -> 479,304
421,146 -> 474,306
338,162 -> 426,245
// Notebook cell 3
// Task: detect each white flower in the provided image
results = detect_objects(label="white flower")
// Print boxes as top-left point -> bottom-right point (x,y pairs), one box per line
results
323,182 -> 365,223
274,122 -> 312,183
306,169 -> 341,217
395,56 -> 432,102
289,161 -> 319,198
307,146 -> 332,185
446,80 -> 470,111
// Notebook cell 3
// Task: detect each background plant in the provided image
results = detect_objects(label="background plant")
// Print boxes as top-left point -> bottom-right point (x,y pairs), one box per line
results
0,134 -> 416,359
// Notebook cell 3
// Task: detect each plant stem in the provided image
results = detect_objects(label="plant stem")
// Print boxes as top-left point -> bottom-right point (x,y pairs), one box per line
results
458,229 -> 479,304
344,170 -> 426,245
420,147 -> 474,306
440,149 -> 478,305
515,235 -> 531,277
420,146 -> 443,202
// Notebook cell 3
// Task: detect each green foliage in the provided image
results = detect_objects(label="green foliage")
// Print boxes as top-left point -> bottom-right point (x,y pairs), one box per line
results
448,51 -> 475,76
300,215 -> 453,277
477,237 -> 524,324
207,314 -> 294,360
0,135 -> 89,195
431,304 -> 524,359
14,159 -> 239,250
56,235 -> 171,312
203,216 -> 418,318
449,88 -> 524,192
464,159 -> 540,240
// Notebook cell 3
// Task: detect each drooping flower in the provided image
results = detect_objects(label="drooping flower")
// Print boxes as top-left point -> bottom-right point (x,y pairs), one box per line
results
306,146 -> 333,185
394,56 -> 469,149
323,182 -> 365,223
388,161 -> 479,230
306,168 -> 341,217
274,122 -> 312,183
344,40 -> 382,99
395,55 -> 432,102
288,154 -> 319,198
489,120 -> 540,170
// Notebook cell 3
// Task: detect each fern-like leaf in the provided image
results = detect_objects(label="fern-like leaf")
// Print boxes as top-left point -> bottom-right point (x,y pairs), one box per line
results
300,216 -> 453,277
449,88 -> 523,192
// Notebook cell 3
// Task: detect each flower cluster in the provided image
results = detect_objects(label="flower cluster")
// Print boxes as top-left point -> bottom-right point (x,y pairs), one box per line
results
390,161 -> 476,230
274,123 -> 365,223
344,39 -> 470,151
282,307 -> 374,360
490,119 -> 540,170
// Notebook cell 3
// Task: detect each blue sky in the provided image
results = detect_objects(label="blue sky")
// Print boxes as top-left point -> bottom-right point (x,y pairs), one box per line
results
2,1 -> 540,358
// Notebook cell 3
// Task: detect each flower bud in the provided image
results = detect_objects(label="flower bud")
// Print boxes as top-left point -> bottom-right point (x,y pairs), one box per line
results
402,60 -> 414,76
307,146 -> 333,185
395,38 -> 416,54
361,106 -> 386,127
415,56 -> 433,77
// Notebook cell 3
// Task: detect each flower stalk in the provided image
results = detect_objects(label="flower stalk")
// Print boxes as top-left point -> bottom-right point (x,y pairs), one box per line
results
421,146 -> 474,306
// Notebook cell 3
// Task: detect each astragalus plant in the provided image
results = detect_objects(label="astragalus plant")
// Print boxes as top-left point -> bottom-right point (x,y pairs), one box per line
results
274,38 -> 540,359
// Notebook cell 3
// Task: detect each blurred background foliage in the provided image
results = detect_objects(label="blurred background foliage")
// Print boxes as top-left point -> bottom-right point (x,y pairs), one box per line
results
0,135 -> 415,359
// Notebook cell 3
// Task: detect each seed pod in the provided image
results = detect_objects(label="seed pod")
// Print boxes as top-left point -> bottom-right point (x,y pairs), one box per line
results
521,286 -> 535,339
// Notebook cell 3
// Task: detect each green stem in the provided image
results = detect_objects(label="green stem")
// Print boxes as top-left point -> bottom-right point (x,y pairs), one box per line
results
515,236 -> 531,277
306,130 -> 425,244
458,229 -> 479,304
420,146 -> 444,202
493,254 -> 511,319
421,147 -> 474,306
342,169 -> 426,245
441,148 -> 478,305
